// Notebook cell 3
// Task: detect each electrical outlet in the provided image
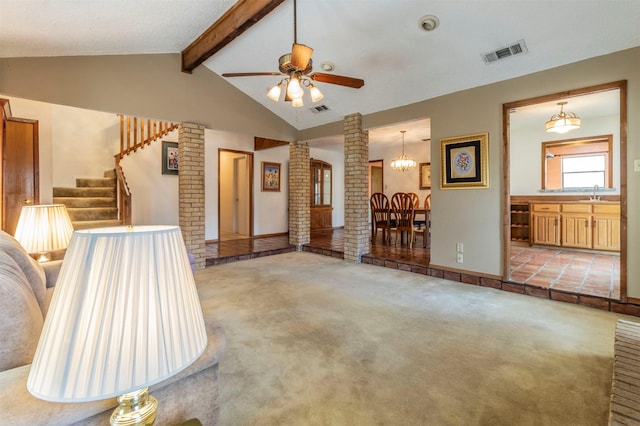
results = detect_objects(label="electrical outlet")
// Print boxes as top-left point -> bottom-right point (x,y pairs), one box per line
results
456,243 -> 463,253
456,253 -> 463,263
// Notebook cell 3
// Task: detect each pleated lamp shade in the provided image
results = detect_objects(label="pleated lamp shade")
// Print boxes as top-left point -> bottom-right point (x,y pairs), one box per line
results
27,225 -> 207,402
14,204 -> 74,257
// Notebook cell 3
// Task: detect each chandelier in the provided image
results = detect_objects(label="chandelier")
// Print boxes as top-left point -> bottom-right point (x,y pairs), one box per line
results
545,101 -> 581,134
391,130 -> 417,172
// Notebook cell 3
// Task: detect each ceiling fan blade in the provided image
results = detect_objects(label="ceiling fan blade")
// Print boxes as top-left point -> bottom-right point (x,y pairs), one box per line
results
310,73 -> 365,89
291,43 -> 313,70
222,72 -> 282,77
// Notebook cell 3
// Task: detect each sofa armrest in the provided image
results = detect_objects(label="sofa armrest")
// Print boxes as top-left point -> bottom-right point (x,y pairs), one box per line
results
0,316 -> 226,426
42,260 -> 63,288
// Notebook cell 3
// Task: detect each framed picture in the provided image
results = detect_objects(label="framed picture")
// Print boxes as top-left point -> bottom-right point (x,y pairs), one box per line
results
162,141 -> 179,175
419,162 -> 431,189
262,161 -> 281,192
440,133 -> 489,189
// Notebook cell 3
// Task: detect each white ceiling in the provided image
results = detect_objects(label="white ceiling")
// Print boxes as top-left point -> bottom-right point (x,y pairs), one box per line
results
0,0 -> 638,147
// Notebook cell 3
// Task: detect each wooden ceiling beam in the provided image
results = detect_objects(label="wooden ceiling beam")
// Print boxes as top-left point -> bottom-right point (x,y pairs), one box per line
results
181,0 -> 286,73
254,136 -> 290,151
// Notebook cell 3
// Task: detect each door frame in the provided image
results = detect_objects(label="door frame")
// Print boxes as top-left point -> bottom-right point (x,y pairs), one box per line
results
502,80 -> 627,300
218,149 -> 253,240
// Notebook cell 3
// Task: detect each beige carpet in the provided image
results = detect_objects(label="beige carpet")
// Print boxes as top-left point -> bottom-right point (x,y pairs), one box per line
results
195,252 -> 631,426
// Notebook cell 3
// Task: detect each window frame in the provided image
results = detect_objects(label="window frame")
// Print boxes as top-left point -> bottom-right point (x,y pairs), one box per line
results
541,135 -> 613,190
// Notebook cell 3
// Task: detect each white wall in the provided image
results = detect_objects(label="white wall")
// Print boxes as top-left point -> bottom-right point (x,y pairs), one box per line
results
1,95 -> 119,202
511,114 -> 619,195
52,106 -> 119,187
369,140 -> 431,203
204,129 -> 291,241
119,130 -> 179,226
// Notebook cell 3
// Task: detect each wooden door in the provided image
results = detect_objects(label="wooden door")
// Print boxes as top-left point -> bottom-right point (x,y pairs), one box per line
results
593,216 -> 620,251
2,118 -> 39,235
562,214 -> 592,249
531,213 -> 560,246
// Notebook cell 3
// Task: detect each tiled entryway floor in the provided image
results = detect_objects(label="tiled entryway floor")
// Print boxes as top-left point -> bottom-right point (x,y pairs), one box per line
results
510,246 -> 620,300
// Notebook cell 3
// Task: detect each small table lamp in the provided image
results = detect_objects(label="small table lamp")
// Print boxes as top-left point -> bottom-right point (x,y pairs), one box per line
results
14,204 -> 74,262
27,225 -> 207,426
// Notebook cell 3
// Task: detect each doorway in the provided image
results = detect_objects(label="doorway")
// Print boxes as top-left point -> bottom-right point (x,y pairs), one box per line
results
369,160 -> 383,197
218,149 -> 253,241
503,81 -> 627,300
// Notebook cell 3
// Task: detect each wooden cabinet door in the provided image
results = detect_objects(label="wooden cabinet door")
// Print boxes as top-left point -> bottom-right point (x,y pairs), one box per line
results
593,216 -> 620,251
2,118 -> 39,235
531,213 -> 560,246
562,214 -> 592,249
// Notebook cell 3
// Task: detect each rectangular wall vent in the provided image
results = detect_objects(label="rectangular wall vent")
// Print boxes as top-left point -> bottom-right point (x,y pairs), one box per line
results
482,39 -> 528,64
310,105 -> 330,113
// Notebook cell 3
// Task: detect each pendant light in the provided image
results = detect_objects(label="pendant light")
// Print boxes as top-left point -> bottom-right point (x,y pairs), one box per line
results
391,130 -> 417,172
545,101 -> 581,134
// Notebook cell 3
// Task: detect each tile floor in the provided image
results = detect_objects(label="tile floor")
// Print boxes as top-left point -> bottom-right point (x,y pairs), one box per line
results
510,245 -> 620,300
205,229 -> 619,300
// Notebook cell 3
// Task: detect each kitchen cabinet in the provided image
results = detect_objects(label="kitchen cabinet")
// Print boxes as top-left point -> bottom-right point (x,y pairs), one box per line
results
530,202 -> 620,252
510,202 -> 530,244
561,204 -> 592,249
592,204 -> 620,251
531,204 -> 561,246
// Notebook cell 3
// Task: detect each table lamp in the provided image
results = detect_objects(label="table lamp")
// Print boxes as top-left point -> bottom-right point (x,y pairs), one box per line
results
14,204 -> 74,262
27,225 -> 207,426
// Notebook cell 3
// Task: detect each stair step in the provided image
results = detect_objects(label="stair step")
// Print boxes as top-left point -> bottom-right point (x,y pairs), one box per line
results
103,169 -> 116,179
67,207 -> 118,221
76,177 -> 116,188
53,187 -> 116,198
72,219 -> 122,230
53,196 -> 116,208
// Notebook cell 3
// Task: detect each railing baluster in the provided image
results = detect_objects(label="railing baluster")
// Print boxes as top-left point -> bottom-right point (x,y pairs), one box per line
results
126,116 -> 131,152
119,115 -> 124,156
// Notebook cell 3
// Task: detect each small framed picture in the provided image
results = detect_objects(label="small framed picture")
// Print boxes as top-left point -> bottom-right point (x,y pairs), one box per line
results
262,162 -> 281,192
162,141 -> 179,175
440,133 -> 489,189
419,162 -> 431,189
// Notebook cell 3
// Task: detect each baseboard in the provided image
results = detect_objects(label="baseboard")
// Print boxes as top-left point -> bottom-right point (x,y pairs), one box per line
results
428,263 -> 502,281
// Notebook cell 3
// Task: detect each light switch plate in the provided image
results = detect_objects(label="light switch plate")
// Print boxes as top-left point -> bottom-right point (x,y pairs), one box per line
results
634,159 -> 640,172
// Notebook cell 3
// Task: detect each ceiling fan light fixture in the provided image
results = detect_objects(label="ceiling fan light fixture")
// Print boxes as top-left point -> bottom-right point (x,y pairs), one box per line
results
309,84 -> 324,102
291,97 -> 304,107
286,75 -> 303,99
391,130 -> 417,172
267,82 -> 282,102
545,101 -> 581,134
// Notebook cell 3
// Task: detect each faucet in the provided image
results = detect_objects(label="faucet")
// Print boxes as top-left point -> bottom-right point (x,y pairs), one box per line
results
591,185 -> 600,201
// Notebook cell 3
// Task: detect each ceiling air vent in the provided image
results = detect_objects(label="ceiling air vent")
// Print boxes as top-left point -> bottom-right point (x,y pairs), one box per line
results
310,105 -> 330,113
482,39 -> 528,64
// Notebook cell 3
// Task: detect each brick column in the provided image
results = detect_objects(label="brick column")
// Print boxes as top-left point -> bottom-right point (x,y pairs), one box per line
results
178,123 -> 206,269
289,141 -> 310,250
344,113 -> 370,262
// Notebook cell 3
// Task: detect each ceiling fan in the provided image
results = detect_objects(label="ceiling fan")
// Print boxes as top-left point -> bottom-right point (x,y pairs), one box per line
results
221,0 -> 364,107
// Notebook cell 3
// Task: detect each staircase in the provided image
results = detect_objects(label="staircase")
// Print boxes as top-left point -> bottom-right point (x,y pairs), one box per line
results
53,169 -> 122,230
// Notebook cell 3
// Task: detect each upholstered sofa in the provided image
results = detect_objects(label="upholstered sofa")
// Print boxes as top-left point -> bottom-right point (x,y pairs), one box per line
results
0,230 -> 226,425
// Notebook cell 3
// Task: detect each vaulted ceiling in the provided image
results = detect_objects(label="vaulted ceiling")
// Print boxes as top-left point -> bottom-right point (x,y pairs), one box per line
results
1,0 -> 638,145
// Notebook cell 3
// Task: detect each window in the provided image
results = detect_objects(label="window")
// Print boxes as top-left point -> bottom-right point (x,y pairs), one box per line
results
562,155 -> 605,188
542,135 -> 613,190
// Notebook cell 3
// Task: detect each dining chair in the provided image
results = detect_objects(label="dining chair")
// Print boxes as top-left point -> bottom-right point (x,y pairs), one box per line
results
370,192 -> 392,244
423,194 -> 431,248
391,192 -> 415,248
411,192 -> 426,228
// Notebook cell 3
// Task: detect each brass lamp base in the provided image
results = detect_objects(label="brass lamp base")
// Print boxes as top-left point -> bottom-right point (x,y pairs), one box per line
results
110,387 -> 157,426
